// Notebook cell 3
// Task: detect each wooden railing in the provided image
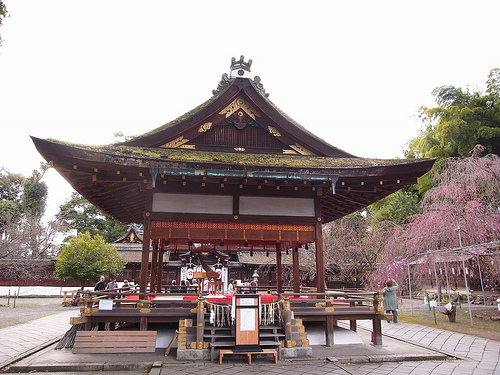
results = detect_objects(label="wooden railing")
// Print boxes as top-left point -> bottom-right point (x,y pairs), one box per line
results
74,288 -> 384,347
280,290 -> 384,345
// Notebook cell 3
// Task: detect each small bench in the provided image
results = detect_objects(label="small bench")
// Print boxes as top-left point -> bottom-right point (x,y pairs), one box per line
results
219,348 -> 278,364
72,330 -> 157,353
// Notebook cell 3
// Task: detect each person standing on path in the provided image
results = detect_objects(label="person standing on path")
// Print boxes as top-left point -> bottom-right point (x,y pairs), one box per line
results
383,279 -> 399,323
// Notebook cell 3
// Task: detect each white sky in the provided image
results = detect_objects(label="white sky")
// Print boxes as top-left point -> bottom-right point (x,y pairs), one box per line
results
1,1 -> 499,220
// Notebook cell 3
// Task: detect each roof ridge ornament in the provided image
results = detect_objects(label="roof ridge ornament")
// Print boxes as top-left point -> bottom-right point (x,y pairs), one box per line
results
212,56 -> 269,97
230,55 -> 252,78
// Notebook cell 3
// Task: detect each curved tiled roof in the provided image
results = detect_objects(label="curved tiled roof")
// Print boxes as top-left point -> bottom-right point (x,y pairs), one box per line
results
31,59 -> 435,225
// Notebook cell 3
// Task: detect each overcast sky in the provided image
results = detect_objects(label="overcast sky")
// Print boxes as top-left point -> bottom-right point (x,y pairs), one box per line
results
1,1 -> 499,219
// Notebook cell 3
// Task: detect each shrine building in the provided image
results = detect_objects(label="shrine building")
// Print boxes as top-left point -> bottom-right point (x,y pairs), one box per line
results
32,56 -> 435,294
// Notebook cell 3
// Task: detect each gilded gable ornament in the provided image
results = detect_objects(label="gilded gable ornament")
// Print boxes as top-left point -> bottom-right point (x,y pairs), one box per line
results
160,136 -> 190,149
198,122 -> 212,133
219,97 -> 260,120
289,143 -> 314,155
268,126 -> 281,137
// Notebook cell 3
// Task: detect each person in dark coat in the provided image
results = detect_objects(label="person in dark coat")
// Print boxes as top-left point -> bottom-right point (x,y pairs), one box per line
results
94,275 -> 106,291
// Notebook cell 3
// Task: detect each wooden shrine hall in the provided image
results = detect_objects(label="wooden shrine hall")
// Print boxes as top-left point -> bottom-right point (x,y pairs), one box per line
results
32,56 -> 435,295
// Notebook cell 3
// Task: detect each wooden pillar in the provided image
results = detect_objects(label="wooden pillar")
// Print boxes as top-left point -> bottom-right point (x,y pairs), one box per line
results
196,297 -> 205,348
150,240 -> 158,292
315,222 -> 325,292
325,315 -> 334,346
140,190 -> 153,294
276,248 -> 283,294
156,239 -> 165,293
282,298 -> 293,347
292,246 -> 300,293
350,319 -> 357,332
314,197 -> 325,293
372,291 -> 383,345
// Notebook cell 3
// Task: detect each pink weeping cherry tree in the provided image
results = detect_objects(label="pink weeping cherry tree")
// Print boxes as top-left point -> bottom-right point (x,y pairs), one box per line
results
365,146 -> 500,295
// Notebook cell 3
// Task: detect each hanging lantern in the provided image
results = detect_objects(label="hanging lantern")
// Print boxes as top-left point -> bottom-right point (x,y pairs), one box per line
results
219,240 -> 225,247
275,240 -> 281,250
244,240 -> 249,247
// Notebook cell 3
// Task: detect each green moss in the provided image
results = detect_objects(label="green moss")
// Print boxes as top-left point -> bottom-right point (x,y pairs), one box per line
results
44,138 -> 426,170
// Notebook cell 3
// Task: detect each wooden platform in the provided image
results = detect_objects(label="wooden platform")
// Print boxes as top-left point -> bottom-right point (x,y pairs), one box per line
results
72,331 -> 157,354
219,348 -> 278,364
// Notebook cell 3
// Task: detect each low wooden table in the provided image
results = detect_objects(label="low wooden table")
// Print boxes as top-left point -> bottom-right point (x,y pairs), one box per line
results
219,348 -> 278,364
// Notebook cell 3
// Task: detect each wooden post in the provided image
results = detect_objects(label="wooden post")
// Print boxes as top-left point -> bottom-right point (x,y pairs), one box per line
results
292,246 -> 300,293
156,239 -> 165,292
314,224 -> 325,293
350,320 -> 357,332
140,316 -> 147,331
276,249 -> 283,294
282,297 -> 293,347
325,315 -> 334,346
150,240 -> 158,292
140,191 -> 153,294
196,297 -> 205,349
372,292 -> 383,345
314,197 -> 325,293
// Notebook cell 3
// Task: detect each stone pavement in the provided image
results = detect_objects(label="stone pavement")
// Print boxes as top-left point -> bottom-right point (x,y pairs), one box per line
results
0,308 -> 499,375
0,308 -> 77,370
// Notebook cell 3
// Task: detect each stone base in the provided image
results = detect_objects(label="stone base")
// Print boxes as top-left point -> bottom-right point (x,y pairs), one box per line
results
280,346 -> 313,359
177,347 -> 313,361
176,349 -> 210,361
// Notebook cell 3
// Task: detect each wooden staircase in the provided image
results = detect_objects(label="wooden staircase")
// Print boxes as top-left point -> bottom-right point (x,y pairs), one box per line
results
205,324 -> 284,362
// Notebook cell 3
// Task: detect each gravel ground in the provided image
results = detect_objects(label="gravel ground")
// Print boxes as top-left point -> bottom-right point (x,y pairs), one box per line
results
0,297 -> 80,329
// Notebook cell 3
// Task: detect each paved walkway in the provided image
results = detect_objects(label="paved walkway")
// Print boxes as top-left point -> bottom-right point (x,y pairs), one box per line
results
0,309 -> 76,370
0,308 -> 499,374
342,320 -> 500,374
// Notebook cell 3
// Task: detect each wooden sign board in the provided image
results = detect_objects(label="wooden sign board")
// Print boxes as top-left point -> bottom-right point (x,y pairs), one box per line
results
234,294 -> 261,352
193,271 -> 219,279
193,272 -> 206,279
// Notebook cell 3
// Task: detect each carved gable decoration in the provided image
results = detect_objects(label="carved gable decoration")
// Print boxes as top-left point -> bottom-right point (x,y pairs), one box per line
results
111,56 -> 360,159
219,97 -> 260,121
158,95 -> 315,154
113,227 -> 143,244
